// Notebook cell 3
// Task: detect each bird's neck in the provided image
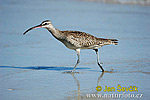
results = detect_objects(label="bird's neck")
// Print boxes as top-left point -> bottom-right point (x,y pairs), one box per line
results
46,26 -> 62,40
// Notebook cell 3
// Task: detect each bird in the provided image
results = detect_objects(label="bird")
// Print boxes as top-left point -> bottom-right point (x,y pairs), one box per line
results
23,20 -> 118,72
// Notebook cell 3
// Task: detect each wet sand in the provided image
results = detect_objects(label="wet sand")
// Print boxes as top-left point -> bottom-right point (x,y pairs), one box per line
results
0,0 -> 150,100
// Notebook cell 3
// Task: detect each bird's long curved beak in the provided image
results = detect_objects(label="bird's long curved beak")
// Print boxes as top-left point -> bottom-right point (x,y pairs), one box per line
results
23,24 -> 42,35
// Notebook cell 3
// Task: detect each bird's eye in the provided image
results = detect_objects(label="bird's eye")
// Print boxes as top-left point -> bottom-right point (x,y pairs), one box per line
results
43,23 -> 48,25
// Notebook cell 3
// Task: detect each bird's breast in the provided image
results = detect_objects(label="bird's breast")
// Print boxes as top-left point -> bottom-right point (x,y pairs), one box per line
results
61,40 -> 77,50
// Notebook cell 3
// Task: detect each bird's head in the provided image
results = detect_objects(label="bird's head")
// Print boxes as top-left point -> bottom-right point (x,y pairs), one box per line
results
23,20 -> 53,35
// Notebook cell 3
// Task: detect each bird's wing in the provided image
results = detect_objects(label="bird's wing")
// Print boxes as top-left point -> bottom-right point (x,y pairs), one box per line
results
64,31 -> 102,48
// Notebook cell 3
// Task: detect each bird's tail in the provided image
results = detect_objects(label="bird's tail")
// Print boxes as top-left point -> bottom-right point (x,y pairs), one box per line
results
108,39 -> 118,45
97,38 -> 118,46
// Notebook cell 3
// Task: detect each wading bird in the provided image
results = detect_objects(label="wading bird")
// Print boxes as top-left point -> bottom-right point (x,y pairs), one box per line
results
23,20 -> 118,72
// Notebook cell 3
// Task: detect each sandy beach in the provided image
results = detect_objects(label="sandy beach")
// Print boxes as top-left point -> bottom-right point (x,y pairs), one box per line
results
0,0 -> 150,100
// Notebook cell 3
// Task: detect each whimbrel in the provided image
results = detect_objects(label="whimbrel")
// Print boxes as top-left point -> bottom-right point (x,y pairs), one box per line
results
23,20 -> 118,72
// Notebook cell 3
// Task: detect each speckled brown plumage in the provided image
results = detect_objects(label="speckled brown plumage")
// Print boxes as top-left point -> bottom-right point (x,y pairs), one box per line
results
55,30 -> 118,50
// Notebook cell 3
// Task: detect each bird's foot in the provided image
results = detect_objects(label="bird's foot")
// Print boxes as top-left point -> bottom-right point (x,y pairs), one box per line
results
103,69 -> 116,73
63,71 -> 73,73
62,71 -> 81,74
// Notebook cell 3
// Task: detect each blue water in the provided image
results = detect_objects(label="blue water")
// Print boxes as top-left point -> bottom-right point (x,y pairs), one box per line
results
0,0 -> 150,100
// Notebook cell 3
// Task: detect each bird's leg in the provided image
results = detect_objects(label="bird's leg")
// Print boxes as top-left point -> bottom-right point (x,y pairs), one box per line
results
72,49 -> 80,72
94,49 -> 104,72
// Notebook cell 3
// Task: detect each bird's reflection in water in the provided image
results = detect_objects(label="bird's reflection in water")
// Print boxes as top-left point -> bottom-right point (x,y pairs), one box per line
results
71,73 -> 82,100
66,72 -> 104,100
97,72 -> 104,87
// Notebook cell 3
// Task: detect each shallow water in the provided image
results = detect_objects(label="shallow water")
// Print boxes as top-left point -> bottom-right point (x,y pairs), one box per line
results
0,0 -> 150,100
